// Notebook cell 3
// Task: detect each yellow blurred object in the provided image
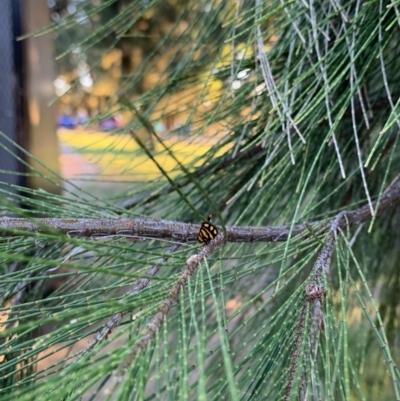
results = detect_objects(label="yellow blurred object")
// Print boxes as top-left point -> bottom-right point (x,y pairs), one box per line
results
101,49 -> 122,70
58,129 -> 231,181
91,77 -> 119,97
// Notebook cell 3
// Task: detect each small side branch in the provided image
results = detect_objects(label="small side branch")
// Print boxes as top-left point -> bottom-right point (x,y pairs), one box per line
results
115,235 -> 224,380
283,212 -> 345,399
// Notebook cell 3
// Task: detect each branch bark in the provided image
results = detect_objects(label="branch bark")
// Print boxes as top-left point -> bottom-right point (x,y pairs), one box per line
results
1,174 -> 399,242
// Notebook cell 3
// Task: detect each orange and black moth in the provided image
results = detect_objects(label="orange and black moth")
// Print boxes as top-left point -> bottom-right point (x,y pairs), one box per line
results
197,214 -> 218,244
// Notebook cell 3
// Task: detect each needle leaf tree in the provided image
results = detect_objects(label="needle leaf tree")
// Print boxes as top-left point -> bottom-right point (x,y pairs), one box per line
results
1,0 -> 400,400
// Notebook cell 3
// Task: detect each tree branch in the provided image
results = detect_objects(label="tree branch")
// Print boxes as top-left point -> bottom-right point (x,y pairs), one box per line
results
283,212 -> 344,399
1,174 -> 399,242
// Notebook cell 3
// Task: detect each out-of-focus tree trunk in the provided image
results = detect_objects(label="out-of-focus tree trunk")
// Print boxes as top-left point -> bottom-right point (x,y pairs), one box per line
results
23,0 -> 60,194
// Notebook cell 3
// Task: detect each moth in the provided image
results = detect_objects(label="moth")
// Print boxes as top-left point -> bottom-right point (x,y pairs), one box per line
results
197,213 -> 218,244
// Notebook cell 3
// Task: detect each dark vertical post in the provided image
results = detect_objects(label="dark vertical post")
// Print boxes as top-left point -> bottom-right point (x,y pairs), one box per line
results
0,0 -> 23,194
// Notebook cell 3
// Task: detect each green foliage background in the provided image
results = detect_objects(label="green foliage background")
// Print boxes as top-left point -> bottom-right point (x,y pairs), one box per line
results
1,0 -> 400,400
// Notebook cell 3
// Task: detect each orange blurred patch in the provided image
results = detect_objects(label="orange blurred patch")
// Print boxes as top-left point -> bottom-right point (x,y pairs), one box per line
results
226,298 -> 241,312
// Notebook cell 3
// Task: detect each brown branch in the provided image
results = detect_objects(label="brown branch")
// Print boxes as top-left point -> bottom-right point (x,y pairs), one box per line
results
1,175 -> 399,242
283,301 -> 309,401
106,175 -> 400,385
115,235 -> 224,380
283,212 -> 346,399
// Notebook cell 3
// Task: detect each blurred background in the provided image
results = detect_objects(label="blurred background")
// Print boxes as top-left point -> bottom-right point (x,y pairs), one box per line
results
4,0 -> 234,199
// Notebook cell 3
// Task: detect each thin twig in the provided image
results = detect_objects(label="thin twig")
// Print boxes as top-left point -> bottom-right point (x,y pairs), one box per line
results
115,235 -> 224,380
284,212 -> 345,399
283,300 -> 309,401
